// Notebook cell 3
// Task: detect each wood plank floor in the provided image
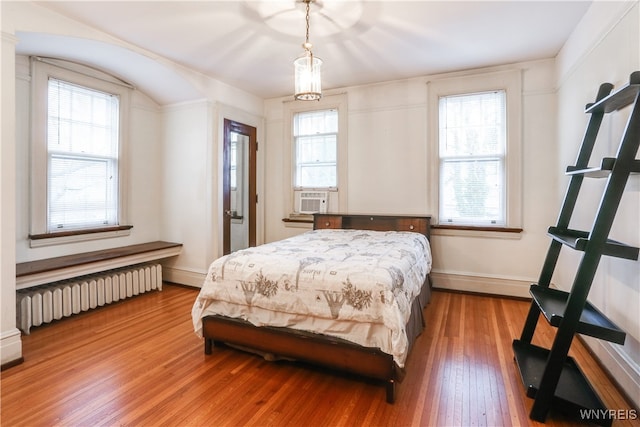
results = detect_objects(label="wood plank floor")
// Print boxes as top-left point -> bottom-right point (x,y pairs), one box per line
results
1,284 -> 636,426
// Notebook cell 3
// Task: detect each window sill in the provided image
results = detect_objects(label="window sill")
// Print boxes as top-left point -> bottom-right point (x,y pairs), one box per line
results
282,216 -> 314,229
29,225 -> 133,248
432,224 -> 523,239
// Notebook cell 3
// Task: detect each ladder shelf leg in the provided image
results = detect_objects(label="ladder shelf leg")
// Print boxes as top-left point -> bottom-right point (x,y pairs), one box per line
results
530,248 -> 604,422
520,240 -> 563,343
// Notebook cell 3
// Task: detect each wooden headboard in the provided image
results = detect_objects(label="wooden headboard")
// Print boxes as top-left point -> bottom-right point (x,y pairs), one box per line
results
313,213 -> 431,240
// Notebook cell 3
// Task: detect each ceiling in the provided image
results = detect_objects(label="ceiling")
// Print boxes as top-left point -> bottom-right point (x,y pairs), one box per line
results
18,1 -> 593,102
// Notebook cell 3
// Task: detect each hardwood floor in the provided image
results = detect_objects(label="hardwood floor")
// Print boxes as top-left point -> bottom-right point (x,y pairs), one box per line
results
1,284 -> 636,426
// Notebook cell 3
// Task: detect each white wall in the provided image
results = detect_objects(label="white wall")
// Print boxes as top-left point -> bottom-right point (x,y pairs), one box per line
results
160,101 -> 217,285
555,0 -> 640,408
263,60 -> 559,299
13,56 -> 164,262
1,1 -> 264,364
159,100 -> 265,287
1,32 -> 22,366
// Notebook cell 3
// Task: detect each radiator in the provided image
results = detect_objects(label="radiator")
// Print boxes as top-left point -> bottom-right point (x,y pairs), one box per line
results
16,263 -> 162,334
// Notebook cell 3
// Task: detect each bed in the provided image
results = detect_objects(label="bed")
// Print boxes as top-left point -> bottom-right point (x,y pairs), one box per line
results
191,213 -> 432,402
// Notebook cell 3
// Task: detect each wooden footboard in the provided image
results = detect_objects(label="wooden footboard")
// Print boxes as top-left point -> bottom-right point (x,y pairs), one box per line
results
202,315 -> 400,403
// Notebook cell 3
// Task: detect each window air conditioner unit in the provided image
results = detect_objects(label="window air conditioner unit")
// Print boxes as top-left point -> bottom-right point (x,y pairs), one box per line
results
298,191 -> 328,214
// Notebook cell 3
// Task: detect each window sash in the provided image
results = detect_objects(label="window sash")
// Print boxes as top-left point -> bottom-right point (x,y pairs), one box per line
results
48,154 -> 118,230
47,78 -> 120,231
439,157 -> 505,225
294,109 -> 338,189
438,90 -> 506,226
294,109 -> 338,136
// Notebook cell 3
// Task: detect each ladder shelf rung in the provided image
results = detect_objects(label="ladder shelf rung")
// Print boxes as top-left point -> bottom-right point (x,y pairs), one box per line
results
529,285 -> 626,344
566,158 -> 640,177
566,158 -> 615,177
512,340 -> 612,426
585,71 -> 640,113
547,227 -> 639,260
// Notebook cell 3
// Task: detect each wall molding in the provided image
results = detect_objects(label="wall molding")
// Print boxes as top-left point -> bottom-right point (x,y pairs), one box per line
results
0,328 -> 23,367
581,335 -> 640,411
163,266 -> 205,288
431,271 -> 532,299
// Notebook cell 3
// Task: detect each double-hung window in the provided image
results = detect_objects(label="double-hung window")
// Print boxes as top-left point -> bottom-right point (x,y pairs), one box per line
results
283,93 -> 347,219
47,79 -> 120,231
439,91 -> 506,226
429,70 -> 522,230
293,109 -> 338,189
30,58 -> 130,244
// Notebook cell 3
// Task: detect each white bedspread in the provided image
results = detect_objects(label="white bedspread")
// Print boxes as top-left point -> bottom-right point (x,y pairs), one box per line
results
191,228 -> 432,367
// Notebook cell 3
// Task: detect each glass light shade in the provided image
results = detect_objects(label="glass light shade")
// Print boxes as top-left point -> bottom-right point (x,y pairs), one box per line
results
294,50 -> 322,101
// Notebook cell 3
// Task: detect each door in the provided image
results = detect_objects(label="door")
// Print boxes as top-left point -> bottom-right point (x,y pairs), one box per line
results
223,119 -> 257,255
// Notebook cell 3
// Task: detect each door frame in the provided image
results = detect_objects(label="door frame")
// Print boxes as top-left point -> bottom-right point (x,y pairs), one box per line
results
223,119 -> 257,255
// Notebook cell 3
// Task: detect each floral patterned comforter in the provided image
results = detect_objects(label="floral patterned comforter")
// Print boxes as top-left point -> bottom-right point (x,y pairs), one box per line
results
191,228 -> 432,366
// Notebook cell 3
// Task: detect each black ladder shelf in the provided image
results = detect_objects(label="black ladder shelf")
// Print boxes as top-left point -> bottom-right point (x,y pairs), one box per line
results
513,71 -> 640,426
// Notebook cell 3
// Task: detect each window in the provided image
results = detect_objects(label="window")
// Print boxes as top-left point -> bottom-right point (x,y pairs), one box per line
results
293,109 -> 338,189
283,93 -> 348,218
30,58 -> 131,244
439,91 -> 506,226
428,70 -> 522,229
47,79 -> 120,231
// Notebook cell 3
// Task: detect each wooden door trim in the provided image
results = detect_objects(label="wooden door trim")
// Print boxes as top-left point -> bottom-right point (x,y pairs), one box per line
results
223,119 -> 257,255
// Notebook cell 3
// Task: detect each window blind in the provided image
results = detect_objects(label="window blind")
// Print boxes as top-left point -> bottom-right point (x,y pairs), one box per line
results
294,109 -> 338,188
47,78 -> 120,231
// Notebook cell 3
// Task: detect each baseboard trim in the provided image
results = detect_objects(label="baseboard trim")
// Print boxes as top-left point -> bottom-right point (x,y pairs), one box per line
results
580,335 -> 640,410
430,271 -> 532,299
162,266 -> 206,288
0,328 -> 23,368
1,356 -> 24,371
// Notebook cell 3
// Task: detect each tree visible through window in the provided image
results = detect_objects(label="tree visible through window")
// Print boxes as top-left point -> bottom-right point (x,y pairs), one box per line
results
293,109 -> 338,189
439,91 -> 506,226
47,78 -> 120,231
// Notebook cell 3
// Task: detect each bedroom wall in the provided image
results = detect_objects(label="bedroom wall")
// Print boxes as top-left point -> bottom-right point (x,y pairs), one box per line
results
159,101 -> 217,285
5,2 -> 264,266
13,55 -> 164,262
159,101 -> 265,287
263,60 -> 559,299
1,1 -> 264,364
554,0 -> 639,408
1,32 -> 21,366
4,1 -> 168,264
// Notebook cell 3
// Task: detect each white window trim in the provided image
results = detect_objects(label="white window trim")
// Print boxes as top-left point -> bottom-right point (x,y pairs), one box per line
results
283,93 -> 348,218
30,57 -> 131,246
427,69 -> 522,230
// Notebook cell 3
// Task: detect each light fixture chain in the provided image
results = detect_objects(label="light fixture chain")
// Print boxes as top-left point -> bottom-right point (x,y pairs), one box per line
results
294,0 -> 322,101
305,0 -> 311,45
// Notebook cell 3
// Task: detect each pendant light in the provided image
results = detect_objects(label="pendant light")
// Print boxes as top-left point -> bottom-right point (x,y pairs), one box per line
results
294,0 -> 322,101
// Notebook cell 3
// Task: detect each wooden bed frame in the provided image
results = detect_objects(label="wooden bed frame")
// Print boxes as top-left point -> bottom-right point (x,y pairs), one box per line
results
201,213 -> 432,403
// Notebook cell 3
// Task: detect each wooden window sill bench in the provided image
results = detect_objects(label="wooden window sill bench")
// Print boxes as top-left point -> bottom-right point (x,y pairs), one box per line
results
16,241 -> 183,290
